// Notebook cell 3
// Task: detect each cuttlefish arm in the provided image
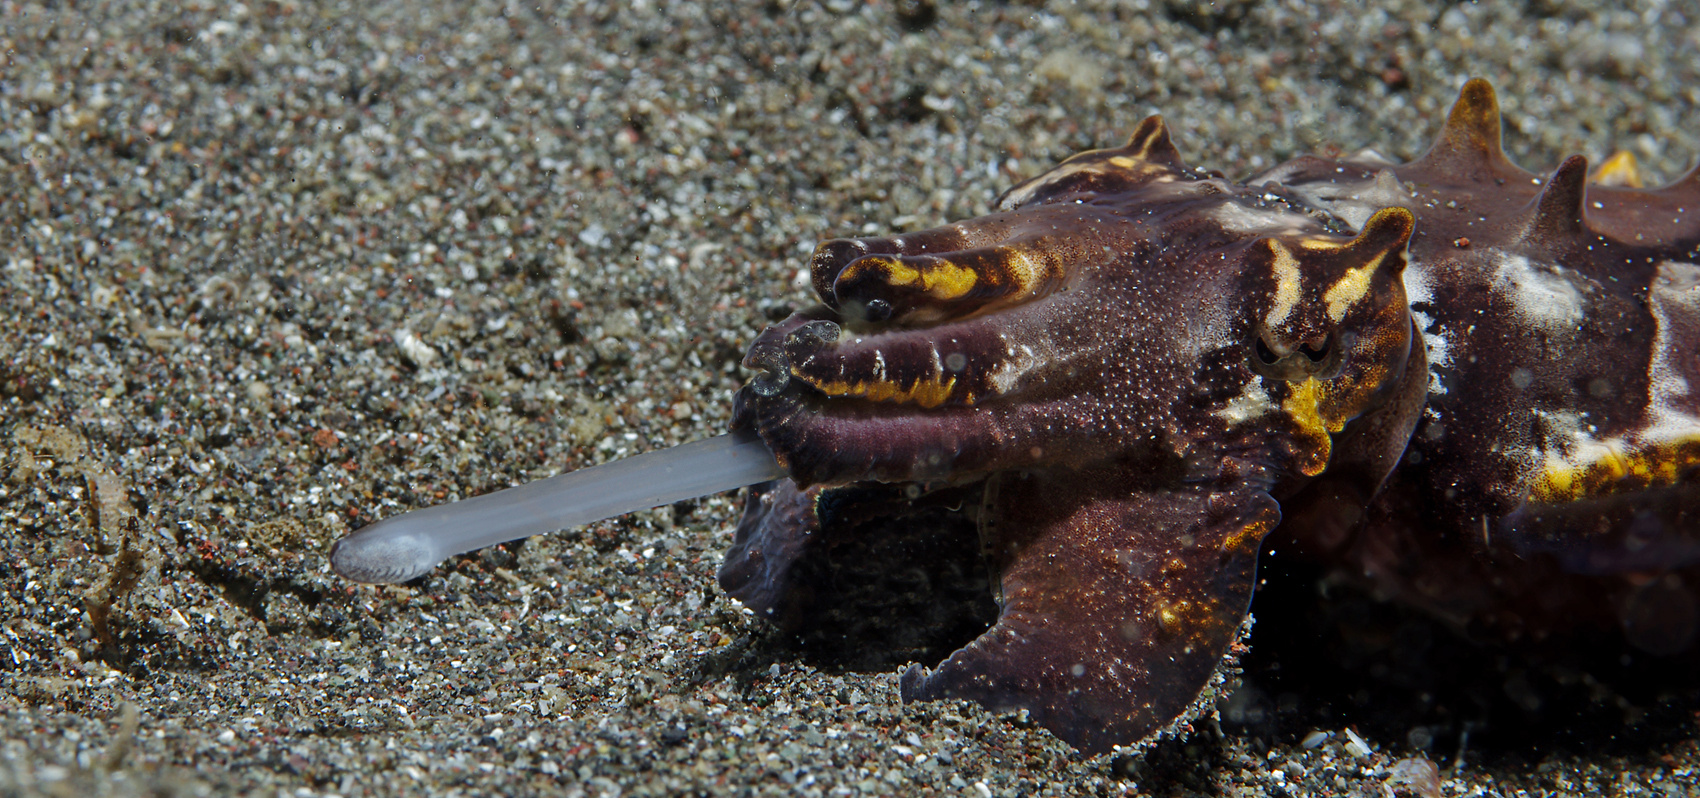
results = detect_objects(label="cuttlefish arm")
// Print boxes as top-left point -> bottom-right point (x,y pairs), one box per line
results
329,430 -> 785,584
901,465 -> 1277,754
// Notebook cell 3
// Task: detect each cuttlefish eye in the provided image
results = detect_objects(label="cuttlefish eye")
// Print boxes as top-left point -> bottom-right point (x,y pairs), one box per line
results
1248,330 -> 1351,381
1298,337 -> 1331,363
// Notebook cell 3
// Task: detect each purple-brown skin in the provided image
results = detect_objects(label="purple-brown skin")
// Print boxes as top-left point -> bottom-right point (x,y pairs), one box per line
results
719,80 -> 1700,754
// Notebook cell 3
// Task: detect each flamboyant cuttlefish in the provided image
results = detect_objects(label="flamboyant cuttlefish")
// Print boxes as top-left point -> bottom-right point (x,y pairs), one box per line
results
332,80 -> 1700,755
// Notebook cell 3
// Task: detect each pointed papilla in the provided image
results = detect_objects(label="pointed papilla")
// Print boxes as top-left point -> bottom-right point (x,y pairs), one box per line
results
1436,78 -> 1504,159
1349,207 -> 1416,267
1122,115 -> 1188,171
1522,155 -> 1591,246
1412,79 -> 1523,180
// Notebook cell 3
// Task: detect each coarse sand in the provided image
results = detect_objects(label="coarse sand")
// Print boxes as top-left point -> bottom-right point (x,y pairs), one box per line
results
3,1 -> 1697,795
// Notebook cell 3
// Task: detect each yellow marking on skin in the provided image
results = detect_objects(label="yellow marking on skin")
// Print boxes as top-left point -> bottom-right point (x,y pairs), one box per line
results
927,259 -> 982,300
1219,514 -> 1276,555
856,254 -> 1006,302
800,374 -> 961,409
1530,435 -> 1700,503
931,249 -> 1046,303
1127,116 -> 1169,159
1296,236 -> 1347,252
1264,241 -> 1302,329
1322,253 -> 1388,322
1282,378 -> 1342,476
995,249 -> 1044,295
1155,593 -> 1239,639
1156,601 -> 1187,633
1065,157 -> 1166,179
865,258 -> 920,286
1590,150 -> 1644,188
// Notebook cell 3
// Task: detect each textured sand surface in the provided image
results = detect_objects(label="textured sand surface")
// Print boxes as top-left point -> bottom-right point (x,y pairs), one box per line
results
3,1 -> 1697,795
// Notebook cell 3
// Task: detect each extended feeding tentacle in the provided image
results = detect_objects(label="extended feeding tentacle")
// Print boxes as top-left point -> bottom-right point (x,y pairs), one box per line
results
330,431 -> 785,584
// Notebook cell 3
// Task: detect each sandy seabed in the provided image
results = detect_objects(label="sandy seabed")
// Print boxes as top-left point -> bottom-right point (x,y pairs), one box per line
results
3,1 -> 1698,795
